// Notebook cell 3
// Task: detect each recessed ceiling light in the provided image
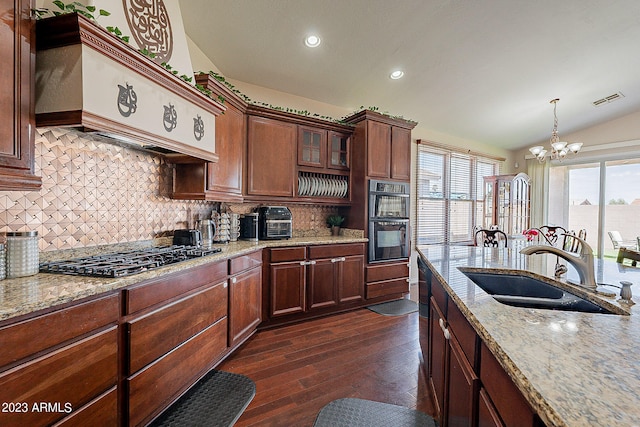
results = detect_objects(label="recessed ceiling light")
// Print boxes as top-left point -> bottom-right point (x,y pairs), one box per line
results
389,70 -> 404,80
304,35 -> 321,48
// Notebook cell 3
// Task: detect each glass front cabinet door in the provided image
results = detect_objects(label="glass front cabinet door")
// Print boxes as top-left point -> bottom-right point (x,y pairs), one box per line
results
328,131 -> 350,170
298,126 -> 326,168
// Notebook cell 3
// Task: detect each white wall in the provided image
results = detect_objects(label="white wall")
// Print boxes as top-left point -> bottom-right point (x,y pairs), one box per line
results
514,110 -> 640,165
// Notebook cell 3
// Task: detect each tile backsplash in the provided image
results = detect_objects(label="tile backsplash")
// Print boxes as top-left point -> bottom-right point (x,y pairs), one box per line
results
0,129 -> 339,251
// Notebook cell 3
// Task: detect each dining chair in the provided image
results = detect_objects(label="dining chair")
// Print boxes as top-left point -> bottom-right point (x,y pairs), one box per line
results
474,228 -> 508,248
539,225 -> 568,246
563,229 -> 586,253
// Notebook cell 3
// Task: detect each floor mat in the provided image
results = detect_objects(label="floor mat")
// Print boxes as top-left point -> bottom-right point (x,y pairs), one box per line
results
367,299 -> 418,316
149,370 -> 255,427
313,398 -> 437,427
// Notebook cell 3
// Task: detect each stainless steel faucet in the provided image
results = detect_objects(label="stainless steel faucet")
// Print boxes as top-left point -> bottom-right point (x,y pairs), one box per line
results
519,234 -> 597,291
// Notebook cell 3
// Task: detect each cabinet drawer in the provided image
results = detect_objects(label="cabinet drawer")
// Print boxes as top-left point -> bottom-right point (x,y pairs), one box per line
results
229,250 -> 262,275
125,260 -> 227,314
308,243 -> 364,259
480,342 -> 537,427
447,298 -> 478,367
366,261 -> 409,283
270,246 -> 306,262
0,293 -> 119,368
127,318 -> 228,427
53,387 -> 117,427
128,281 -> 228,374
0,327 -> 118,427
366,278 -> 408,299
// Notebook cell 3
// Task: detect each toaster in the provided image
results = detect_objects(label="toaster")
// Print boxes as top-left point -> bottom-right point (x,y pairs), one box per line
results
173,229 -> 202,246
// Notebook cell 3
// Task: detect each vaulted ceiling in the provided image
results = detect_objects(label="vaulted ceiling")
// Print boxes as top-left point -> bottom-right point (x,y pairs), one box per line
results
181,0 -> 640,150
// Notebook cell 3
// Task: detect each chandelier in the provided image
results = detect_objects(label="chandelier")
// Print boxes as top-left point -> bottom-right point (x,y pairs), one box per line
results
529,98 -> 583,163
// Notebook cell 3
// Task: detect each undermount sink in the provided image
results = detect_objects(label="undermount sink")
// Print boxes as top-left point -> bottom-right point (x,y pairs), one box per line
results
459,269 -> 620,315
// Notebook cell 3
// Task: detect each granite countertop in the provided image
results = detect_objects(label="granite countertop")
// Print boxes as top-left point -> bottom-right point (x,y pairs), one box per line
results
0,235 -> 367,322
417,242 -> 640,427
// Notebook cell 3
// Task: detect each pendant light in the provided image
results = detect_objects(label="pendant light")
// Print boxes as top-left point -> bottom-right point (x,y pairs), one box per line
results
529,98 -> 583,163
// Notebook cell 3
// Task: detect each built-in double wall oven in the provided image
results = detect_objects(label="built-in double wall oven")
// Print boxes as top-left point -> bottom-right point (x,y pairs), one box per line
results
368,179 -> 410,262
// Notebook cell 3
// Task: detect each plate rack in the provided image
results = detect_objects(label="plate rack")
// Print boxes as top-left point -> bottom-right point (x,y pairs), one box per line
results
298,172 -> 349,199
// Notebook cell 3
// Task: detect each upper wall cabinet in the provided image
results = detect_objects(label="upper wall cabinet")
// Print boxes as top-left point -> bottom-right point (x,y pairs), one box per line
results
245,105 -> 353,204
297,126 -> 351,171
172,73 -> 247,202
0,0 -> 41,190
246,113 -> 297,199
346,110 -> 416,183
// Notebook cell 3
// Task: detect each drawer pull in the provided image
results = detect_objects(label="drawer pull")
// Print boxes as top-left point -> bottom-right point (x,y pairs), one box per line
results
443,327 -> 450,340
331,257 -> 346,263
231,277 -> 237,284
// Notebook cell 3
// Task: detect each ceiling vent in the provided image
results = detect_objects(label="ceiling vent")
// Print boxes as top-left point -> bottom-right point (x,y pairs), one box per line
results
592,92 -> 625,107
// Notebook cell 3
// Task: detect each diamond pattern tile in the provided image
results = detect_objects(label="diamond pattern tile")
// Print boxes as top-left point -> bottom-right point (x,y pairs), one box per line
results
0,128 -> 341,252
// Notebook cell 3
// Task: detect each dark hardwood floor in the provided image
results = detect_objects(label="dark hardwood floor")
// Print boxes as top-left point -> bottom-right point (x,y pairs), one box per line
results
217,308 -> 435,426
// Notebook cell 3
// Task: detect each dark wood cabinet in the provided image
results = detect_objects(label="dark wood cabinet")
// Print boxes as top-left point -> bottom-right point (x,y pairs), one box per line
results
124,261 -> 229,426
172,73 -> 247,202
365,260 -> 409,299
0,293 -> 119,427
366,120 -> 392,178
298,125 -> 326,168
0,0 -> 41,190
246,115 -> 297,198
268,246 -> 307,317
346,110 -> 416,184
479,342 -> 539,427
328,131 -> 350,170
428,297 -> 447,421
391,126 -> 411,180
421,258 -> 541,427
228,251 -> 262,348
428,277 -> 480,427
307,257 -> 338,310
265,243 -> 365,324
339,254 -> 365,303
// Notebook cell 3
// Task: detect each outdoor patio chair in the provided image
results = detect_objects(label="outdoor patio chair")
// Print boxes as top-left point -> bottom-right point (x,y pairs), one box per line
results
608,231 -> 637,250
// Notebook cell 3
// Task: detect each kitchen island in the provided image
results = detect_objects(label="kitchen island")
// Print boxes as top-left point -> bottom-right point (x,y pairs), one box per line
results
417,242 -> 640,427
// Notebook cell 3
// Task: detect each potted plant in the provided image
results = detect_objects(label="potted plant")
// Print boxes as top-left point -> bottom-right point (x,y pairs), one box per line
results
327,215 -> 345,236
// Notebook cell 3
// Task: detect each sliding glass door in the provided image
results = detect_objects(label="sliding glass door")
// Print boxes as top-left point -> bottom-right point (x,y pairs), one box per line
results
548,158 -> 640,258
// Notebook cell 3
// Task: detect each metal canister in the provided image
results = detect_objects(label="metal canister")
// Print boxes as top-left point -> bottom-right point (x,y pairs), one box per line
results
6,231 -> 39,278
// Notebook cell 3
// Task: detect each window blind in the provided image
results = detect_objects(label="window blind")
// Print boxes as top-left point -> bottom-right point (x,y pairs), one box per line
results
416,144 -> 501,244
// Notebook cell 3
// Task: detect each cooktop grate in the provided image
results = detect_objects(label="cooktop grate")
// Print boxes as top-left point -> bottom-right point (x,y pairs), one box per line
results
39,245 -> 222,278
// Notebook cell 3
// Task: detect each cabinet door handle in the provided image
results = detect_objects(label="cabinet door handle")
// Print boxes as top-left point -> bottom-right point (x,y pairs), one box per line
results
309,260 -> 316,265
438,318 -> 445,329
231,277 -> 237,284
300,261 -> 307,266
443,327 -> 450,340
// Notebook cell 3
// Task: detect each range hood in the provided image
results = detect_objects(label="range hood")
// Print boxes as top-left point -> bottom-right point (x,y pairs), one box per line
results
35,13 -> 225,162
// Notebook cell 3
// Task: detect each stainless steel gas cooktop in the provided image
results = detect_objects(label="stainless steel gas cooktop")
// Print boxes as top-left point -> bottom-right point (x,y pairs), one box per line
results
39,245 -> 222,278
